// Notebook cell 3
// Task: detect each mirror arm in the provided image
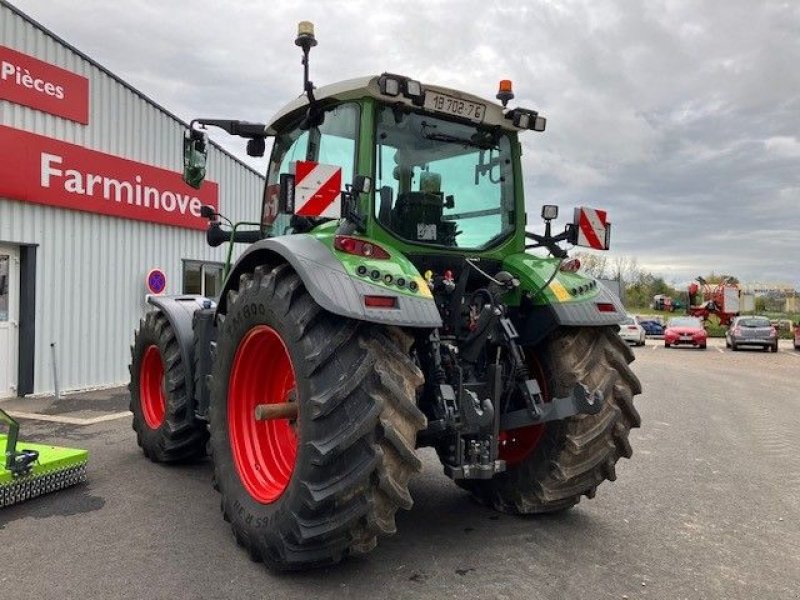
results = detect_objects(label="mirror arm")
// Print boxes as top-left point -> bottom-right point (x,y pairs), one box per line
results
206,222 -> 264,247
190,119 -> 268,139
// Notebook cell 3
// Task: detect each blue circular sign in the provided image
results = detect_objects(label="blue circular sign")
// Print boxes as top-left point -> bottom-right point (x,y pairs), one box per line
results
146,268 -> 167,295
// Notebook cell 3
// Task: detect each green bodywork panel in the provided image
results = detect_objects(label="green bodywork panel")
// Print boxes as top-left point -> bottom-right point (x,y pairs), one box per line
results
503,252 -> 600,307
311,221 -> 432,300
0,434 -> 88,485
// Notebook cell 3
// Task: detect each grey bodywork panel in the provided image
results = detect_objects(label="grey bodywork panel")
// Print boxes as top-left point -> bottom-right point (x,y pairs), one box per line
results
219,235 -> 442,328
146,295 -> 216,400
550,280 -> 626,327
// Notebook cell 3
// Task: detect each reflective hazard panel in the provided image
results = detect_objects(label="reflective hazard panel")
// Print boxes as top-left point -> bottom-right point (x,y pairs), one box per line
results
294,161 -> 342,218
574,206 -> 611,250
262,183 -> 280,226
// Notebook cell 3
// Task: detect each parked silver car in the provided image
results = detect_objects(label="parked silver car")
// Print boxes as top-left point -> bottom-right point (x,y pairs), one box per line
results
725,316 -> 778,352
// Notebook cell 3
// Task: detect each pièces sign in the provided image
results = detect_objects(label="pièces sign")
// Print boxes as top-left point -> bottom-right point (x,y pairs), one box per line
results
0,45 -> 90,124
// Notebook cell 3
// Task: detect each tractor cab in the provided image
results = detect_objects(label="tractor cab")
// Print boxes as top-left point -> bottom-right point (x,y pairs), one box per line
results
259,74 -> 531,256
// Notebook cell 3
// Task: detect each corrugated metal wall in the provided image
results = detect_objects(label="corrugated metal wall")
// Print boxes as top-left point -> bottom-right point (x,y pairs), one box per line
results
0,3 -> 265,394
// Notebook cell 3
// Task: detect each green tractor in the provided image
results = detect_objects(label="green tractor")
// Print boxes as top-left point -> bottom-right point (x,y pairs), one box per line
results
129,22 -> 641,570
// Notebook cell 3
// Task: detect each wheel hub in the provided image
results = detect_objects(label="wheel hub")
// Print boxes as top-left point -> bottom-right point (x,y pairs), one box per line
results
140,345 -> 166,429
228,325 -> 298,504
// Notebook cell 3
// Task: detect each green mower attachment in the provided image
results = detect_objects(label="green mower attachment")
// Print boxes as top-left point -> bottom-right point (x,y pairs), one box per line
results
1,408 -> 88,508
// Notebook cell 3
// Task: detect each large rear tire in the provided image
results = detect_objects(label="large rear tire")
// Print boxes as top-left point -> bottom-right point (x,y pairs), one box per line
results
467,326 -> 642,513
129,311 -> 209,462
209,264 -> 426,570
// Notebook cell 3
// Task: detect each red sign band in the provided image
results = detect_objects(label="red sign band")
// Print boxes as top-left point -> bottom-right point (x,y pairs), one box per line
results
0,125 -> 218,230
0,45 -> 90,124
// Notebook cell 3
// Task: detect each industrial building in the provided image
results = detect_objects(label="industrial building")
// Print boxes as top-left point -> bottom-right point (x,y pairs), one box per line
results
0,1 -> 264,397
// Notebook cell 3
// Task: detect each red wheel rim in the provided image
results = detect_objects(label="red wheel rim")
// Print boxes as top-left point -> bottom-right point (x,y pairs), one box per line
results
140,345 -> 166,429
498,355 -> 548,466
228,325 -> 298,504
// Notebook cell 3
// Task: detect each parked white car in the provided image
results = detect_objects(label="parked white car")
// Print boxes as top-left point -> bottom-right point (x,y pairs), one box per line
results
619,315 -> 646,346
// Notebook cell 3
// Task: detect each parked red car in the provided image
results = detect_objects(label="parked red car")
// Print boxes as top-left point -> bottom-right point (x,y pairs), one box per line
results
664,316 -> 707,349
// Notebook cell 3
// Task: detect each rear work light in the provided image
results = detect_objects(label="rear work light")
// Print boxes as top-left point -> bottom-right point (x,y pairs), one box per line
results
596,302 -> 616,313
334,235 -> 391,259
364,295 -> 398,309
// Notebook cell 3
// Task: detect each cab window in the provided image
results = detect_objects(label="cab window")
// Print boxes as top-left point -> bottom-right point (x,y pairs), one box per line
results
262,103 -> 360,235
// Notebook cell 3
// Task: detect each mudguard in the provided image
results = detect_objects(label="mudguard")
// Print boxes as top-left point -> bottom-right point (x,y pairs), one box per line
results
217,234 -> 442,328
503,252 -> 625,346
145,295 -> 216,404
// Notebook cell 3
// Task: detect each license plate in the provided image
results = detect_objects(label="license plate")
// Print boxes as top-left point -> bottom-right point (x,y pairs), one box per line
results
680,335 -> 692,341
424,91 -> 485,123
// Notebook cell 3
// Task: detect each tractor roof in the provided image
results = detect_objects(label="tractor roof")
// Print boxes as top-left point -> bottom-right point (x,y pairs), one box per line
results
266,75 -> 522,134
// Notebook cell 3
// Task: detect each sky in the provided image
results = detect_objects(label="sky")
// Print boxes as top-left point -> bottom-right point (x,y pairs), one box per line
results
8,0 -> 800,289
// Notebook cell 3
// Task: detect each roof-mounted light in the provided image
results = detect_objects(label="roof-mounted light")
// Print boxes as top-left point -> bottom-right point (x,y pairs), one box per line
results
379,75 -> 401,96
506,107 -> 547,132
496,79 -> 514,108
295,21 -> 317,50
378,73 -> 425,104
406,79 -> 421,97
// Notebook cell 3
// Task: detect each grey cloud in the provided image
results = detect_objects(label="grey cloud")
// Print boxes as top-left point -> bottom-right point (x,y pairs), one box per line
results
9,0 -> 799,287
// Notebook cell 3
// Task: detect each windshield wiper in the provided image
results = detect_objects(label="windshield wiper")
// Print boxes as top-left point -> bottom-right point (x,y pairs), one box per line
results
423,132 -> 497,150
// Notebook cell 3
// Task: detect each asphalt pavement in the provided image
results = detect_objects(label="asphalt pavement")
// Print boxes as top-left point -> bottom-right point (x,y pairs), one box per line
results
1,339 -> 798,599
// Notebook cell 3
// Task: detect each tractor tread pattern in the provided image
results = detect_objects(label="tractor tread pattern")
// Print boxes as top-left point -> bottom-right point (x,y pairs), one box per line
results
208,264 -> 425,570
474,326 -> 641,514
129,311 -> 208,463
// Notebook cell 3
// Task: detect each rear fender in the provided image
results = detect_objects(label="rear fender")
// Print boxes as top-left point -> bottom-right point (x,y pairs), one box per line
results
145,295 -> 215,408
217,234 -> 442,328
503,252 -> 625,345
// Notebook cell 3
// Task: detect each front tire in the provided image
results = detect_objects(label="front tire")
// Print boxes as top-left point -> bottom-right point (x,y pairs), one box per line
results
466,327 -> 642,513
209,264 -> 426,570
129,311 -> 208,462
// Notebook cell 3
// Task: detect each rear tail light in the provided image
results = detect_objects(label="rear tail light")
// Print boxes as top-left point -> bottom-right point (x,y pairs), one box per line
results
334,235 -> 391,259
364,295 -> 398,309
596,302 -> 616,313
559,258 -> 581,273
627,325 -> 638,330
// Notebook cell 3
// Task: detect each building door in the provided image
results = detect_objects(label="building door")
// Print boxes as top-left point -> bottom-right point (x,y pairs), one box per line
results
0,245 -> 19,398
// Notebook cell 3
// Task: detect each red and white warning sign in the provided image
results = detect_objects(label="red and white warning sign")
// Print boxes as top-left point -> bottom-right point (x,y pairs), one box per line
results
294,161 -> 342,218
574,206 -> 610,250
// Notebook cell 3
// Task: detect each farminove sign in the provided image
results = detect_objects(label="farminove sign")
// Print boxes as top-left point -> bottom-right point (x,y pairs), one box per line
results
0,125 -> 218,230
0,45 -> 90,124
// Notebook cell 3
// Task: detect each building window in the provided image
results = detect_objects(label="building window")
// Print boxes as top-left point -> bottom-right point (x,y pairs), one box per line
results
183,260 -> 224,298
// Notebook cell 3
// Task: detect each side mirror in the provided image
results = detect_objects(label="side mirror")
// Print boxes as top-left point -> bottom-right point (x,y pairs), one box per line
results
247,138 -> 266,157
352,175 -> 373,195
183,128 -> 208,189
